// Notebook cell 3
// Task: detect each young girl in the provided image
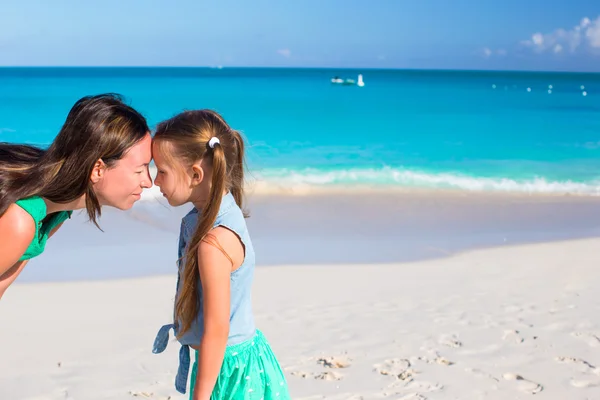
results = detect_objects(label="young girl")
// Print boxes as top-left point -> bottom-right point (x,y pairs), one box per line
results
0,93 -> 152,299
151,110 -> 290,400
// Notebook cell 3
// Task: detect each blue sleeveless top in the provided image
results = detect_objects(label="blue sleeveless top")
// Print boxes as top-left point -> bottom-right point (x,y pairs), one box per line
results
153,192 -> 256,394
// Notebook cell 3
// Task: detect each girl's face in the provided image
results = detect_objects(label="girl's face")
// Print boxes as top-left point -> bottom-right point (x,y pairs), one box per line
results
152,141 -> 196,207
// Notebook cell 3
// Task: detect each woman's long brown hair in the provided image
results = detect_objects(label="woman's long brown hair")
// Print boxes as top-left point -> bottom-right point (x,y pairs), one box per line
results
0,93 -> 149,227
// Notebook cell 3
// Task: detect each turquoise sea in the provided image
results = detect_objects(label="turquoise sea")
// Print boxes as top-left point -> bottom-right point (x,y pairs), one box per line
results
1,67 -> 600,194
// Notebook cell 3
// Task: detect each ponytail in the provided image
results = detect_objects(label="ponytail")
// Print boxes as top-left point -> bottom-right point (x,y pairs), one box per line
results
230,130 -> 249,218
174,142 -> 227,337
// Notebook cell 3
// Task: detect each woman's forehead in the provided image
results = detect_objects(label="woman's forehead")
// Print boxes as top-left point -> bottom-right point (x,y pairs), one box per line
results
122,133 -> 152,166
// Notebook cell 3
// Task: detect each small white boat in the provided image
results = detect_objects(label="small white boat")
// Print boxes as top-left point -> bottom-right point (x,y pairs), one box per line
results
331,74 -> 364,87
357,74 -> 364,87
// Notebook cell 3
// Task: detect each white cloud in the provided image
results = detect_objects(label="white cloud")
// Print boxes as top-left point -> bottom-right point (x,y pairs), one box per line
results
521,16 -> 600,54
532,33 -> 544,46
586,20 -> 600,47
581,17 -> 592,28
277,49 -> 291,58
480,47 -> 507,58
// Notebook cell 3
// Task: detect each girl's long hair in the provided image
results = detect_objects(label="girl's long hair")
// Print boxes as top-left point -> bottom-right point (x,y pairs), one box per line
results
154,109 -> 248,336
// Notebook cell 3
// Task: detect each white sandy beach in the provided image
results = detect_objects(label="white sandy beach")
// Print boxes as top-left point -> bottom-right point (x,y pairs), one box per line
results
2,237 -> 600,400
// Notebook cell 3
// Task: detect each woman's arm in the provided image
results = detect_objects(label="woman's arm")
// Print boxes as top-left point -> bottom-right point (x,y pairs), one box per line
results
0,260 -> 29,300
0,207 -> 65,299
192,227 -> 243,400
0,204 -> 35,276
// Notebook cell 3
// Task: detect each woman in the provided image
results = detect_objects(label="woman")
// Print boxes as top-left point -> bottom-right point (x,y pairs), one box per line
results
0,93 -> 153,298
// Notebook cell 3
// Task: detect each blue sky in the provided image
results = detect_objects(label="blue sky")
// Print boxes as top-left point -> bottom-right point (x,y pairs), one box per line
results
1,0 -> 599,71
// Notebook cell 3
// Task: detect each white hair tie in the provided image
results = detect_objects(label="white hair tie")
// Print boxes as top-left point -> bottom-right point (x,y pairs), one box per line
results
208,137 -> 220,149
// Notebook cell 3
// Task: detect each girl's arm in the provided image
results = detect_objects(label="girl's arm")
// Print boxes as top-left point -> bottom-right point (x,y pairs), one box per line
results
0,207 -> 65,299
192,226 -> 243,400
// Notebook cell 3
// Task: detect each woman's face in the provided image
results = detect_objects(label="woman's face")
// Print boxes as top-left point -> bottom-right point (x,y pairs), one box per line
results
92,133 -> 153,210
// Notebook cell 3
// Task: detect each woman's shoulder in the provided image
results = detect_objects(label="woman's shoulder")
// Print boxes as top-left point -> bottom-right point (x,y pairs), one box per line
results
0,203 -> 36,244
14,196 -> 46,221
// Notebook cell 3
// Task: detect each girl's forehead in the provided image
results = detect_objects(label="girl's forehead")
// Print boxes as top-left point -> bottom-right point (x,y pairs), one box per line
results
152,139 -> 173,152
151,140 -> 174,163
152,140 -> 192,171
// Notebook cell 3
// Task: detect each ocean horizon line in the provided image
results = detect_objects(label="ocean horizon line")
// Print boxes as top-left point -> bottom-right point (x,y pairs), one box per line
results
1,65 -> 600,76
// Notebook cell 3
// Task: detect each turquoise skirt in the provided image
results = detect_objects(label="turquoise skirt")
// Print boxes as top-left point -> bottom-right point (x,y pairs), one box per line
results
189,330 -> 290,400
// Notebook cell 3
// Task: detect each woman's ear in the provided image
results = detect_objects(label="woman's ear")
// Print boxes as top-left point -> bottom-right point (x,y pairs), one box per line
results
90,159 -> 106,184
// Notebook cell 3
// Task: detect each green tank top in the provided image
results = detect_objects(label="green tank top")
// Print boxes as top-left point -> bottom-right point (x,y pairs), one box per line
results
14,196 -> 72,261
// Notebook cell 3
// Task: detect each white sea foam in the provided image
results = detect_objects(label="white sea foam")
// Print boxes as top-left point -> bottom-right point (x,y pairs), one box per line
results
139,166 -> 600,200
